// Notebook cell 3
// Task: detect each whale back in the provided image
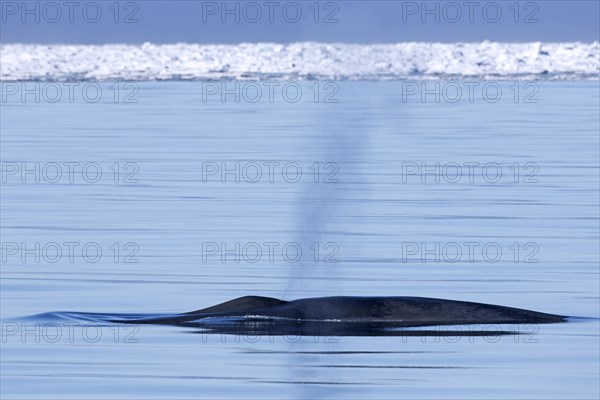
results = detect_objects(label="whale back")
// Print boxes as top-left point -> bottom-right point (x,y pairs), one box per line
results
184,296 -> 288,315
278,296 -> 565,324
114,296 -> 565,326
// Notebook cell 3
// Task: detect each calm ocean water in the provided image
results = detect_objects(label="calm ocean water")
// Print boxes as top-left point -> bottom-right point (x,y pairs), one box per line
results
1,81 -> 599,399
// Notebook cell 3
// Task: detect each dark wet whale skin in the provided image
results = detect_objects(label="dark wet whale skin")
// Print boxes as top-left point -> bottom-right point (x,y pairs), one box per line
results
121,296 -> 567,327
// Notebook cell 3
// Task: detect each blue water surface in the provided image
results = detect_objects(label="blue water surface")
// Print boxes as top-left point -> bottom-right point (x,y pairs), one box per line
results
1,81 -> 599,399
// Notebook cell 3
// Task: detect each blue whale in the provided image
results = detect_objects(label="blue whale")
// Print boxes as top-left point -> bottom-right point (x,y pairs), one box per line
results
108,296 -> 566,336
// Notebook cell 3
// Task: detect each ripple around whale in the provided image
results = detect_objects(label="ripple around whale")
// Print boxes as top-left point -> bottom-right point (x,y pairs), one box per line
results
22,296 -> 568,337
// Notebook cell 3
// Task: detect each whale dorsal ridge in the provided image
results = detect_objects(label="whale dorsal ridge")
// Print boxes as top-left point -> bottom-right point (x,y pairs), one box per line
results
185,296 -> 287,315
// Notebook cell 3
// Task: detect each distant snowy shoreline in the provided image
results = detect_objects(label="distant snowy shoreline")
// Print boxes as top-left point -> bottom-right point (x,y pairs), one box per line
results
2,42 -> 598,81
